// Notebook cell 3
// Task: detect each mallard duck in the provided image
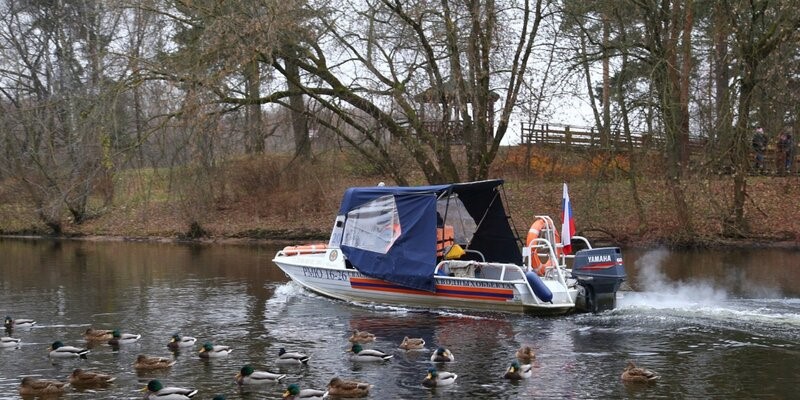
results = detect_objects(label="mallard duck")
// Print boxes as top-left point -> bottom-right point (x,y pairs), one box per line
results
108,329 -> 141,345
276,347 -> 310,364
504,360 -> 532,379
326,377 -> 371,398
143,379 -> 197,399
134,354 -> 175,370
69,368 -> 116,387
430,347 -> 454,362
19,377 -> 68,396
49,341 -> 89,358
283,383 -> 327,399
516,345 -> 535,363
5,316 -> 36,330
234,365 -> 286,385
422,368 -> 458,387
399,336 -> 425,351
1,336 -> 21,348
83,328 -> 114,341
199,342 -> 232,358
167,334 -> 197,350
621,361 -> 660,383
348,329 -> 375,343
349,343 -> 393,362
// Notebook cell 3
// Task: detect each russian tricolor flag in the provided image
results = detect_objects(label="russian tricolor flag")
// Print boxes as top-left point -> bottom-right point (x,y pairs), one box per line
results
561,183 -> 575,254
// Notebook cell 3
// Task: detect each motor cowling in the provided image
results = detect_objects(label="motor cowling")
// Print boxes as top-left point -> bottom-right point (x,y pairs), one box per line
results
571,247 -> 626,313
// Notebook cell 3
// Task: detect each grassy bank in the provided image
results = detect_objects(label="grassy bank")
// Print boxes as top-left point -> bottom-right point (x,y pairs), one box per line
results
1,151 -> 798,248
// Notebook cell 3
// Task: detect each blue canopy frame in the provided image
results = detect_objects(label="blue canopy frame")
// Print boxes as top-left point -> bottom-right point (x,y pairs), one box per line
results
336,180 -> 522,292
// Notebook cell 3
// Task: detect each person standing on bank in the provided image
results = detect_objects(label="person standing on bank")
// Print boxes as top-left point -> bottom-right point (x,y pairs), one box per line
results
777,128 -> 794,174
752,127 -> 768,173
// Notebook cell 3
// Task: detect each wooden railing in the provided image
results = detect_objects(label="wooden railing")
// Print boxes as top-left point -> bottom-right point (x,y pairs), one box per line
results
518,122 -> 798,174
518,122 -> 708,150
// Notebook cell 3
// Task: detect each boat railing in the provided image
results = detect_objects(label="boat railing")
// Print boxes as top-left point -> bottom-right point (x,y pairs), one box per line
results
276,244 -> 329,257
434,260 -> 527,282
557,235 -> 592,265
527,237 -> 570,291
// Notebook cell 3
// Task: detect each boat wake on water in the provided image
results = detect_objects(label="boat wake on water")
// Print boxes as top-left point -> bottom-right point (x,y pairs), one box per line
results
609,249 -> 800,341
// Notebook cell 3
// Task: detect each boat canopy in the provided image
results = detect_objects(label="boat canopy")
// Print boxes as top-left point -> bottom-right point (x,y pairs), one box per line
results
334,179 -> 522,292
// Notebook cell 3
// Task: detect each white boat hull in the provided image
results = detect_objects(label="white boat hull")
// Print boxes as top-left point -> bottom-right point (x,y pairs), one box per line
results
273,249 -> 579,315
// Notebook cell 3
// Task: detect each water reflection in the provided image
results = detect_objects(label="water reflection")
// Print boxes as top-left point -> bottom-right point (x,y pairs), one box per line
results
0,238 -> 798,399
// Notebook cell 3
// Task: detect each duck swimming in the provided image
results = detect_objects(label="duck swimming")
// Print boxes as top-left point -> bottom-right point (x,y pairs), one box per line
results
516,345 -> 535,363
399,336 -> 425,351
1,336 -> 21,348
234,365 -> 286,385
348,330 -> 376,343
69,368 -> 116,387
108,330 -> 141,346
422,367 -> 458,387
84,328 -> 114,341
504,360 -> 532,380
283,383 -> 327,399
49,341 -> 89,358
199,342 -> 232,358
167,334 -> 197,350
134,354 -> 175,370
621,361 -> 660,383
143,379 -> 197,399
326,377 -> 371,398
430,347 -> 454,362
5,316 -> 36,330
276,347 -> 310,364
349,343 -> 393,362
19,377 -> 68,396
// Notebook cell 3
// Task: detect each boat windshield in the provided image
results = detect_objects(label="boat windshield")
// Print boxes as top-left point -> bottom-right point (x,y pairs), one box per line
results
341,195 -> 401,254
437,194 -> 477,246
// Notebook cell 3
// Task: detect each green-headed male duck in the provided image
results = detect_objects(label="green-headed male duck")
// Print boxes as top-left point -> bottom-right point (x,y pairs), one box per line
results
349,343 -> 393,362
143,379 -> 197,399
430,347 -> 454,362
5,316 -> 36,330
49,341 -> 89,358
422,367 -> 458,387
283,383 -> 327,399
504,360 -> 532,380
108,329 -> 141,346
199,342 -> 232,358
276,347 -> 310,364
167,334 -> 197,350
234,365 -> 286,385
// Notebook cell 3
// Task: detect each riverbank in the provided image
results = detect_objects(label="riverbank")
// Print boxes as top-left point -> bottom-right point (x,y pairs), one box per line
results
2,167 -> 798,249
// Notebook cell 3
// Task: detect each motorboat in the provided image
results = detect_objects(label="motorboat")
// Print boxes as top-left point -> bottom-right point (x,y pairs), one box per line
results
272,180 -> 625,315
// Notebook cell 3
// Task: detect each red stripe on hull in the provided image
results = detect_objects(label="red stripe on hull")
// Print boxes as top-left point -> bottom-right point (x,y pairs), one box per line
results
349,277 -> 514,302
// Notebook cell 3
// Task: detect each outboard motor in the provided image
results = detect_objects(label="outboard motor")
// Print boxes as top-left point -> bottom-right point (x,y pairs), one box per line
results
572,247 -> 626,313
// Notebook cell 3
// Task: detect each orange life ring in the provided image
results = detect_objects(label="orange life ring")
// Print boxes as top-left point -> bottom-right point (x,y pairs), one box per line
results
526,219 -> 562,276
282,244 -> 328,256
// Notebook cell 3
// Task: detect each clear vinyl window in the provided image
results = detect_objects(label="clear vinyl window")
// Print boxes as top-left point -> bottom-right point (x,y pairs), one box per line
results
342,195 -> 401,254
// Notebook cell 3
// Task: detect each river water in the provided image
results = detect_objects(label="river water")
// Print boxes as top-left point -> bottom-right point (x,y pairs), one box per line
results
0,238 -> 797,399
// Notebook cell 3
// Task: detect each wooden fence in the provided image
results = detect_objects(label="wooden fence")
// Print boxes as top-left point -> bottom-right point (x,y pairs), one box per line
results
518,122 -> 798,174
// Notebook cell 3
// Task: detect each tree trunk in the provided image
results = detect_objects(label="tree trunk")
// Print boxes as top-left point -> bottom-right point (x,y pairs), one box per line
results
284,57 -> 310,159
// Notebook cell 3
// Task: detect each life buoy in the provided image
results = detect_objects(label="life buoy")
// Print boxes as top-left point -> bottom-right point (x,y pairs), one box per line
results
526,219 -> 562,276
282,244 -> 328,256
